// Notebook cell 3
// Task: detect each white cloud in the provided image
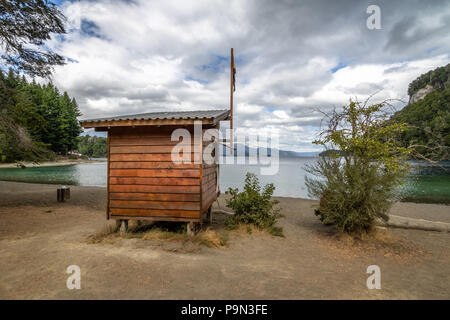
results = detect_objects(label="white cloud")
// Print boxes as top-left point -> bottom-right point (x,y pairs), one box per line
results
45,0 -> 450,152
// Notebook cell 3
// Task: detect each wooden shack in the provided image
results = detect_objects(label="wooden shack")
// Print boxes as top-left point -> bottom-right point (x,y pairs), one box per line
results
80,110 -> 230,230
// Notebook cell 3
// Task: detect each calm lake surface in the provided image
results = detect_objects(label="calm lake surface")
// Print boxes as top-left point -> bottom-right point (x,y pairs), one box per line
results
0,158 -> 449,203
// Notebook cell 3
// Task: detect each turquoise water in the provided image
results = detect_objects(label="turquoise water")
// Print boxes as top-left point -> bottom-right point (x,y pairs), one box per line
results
0,158 -> 449,203
0,162 -> 107,187
399,161 -> 450,204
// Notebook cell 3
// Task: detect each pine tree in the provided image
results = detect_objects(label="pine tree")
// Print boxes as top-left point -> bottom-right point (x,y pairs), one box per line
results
0,69 -> 82,161
0,0 -> 66,77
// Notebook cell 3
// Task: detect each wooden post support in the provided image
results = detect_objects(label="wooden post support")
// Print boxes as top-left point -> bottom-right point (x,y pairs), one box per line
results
187,222 -> 195,236
120,220 -> 128,234
206,206 -> 213,225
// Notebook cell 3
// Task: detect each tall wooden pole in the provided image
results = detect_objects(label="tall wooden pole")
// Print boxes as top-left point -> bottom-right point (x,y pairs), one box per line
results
230,48 -> 234,154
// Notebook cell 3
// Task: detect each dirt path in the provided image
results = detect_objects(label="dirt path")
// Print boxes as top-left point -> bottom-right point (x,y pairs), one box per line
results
0,181 -> 449,299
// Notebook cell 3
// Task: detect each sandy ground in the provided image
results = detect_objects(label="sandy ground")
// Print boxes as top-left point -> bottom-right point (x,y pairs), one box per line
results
0,159 -> 105,168
0,181 -> 449,299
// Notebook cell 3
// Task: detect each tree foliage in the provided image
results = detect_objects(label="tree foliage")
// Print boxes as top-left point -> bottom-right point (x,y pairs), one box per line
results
0,0 -> 66,78
0,69 -> 82,162
225,172 -> 283,236
306,100 -> 411,235
77,135 -> 107,158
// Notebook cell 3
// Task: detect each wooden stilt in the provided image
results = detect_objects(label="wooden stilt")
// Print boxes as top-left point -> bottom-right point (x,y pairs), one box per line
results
120,220 -> 128,234
206,206 -> 213,224
187,222 -> 195,236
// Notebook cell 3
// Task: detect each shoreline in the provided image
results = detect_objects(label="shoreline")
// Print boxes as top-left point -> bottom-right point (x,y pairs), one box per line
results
0,178 -> 448,205
0,158 -> 106,169
0,180 -> 448,223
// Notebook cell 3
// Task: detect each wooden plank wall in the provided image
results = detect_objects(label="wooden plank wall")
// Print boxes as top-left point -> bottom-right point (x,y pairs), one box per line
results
201,162 -> 219,212
108,126 -> 202,221
200,133 -> 219,213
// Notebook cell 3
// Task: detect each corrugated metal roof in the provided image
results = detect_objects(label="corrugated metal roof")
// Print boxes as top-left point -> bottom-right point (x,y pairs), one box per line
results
80,109 -> 230,123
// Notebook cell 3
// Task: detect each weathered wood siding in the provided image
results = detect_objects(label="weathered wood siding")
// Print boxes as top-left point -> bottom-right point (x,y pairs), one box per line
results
107,126 -> 219,222
108,126 -> 204,221
202,163 -> 219,212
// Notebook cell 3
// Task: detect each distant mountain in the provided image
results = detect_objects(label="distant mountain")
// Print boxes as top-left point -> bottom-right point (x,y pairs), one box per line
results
220,143 -> 319,158
288,151 -> 320,157
319,149 -> 345,157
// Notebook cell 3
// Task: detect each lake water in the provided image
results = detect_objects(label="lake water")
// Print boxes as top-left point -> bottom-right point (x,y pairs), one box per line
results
0,158 -> 449,203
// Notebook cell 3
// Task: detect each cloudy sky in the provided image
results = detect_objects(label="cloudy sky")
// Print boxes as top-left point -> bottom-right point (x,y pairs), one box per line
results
48,0 -> 450,152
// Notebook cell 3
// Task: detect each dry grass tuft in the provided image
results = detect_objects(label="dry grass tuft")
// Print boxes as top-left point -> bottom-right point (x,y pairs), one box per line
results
316,226 -> 427,261
191,228 -> 228,248
88,213 -> 279,249
88,220 -> 228,248
87,223 -> 119,244
228,224 -> 268,236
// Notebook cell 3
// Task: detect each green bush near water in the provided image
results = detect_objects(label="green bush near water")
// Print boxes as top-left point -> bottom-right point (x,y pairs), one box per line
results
225,173 -> 283,236
306,100 -> 411,235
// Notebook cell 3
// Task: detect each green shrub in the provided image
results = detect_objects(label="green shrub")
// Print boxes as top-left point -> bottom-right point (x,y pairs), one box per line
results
308,156 -> 401,234
225,173 -> 283,236
306,100 -> 411,235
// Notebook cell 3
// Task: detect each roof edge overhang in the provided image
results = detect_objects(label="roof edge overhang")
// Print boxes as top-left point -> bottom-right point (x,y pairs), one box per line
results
80,110 -> 230,131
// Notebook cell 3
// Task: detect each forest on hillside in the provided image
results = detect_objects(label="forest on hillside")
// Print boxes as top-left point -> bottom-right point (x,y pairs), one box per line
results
408,63 -> 450,96
0,69 -> 82,162
393,63 -> 450,160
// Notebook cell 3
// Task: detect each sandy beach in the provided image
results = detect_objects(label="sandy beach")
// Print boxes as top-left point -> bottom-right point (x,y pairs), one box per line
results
0,180 -> 449,299
0,158 -> 106,169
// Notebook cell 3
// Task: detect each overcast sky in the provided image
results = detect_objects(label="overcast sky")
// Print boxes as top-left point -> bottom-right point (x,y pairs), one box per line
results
49,0 -> 450,152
